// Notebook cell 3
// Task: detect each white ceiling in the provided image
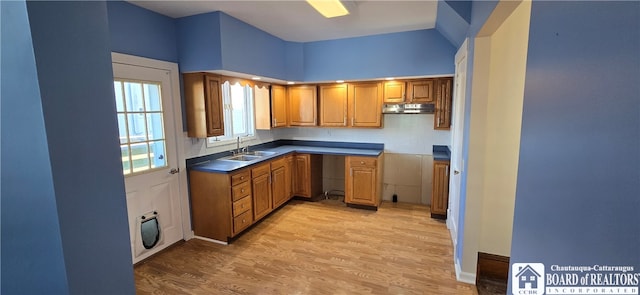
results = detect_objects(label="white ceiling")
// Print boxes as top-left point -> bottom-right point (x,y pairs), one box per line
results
127,1 -> 438,42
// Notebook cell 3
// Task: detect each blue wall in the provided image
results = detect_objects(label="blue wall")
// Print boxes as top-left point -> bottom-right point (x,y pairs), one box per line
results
436,1 -> 470,48
26,1 -> 136,294
509,0 -> 640,291
1,1 -> 70,293
176,11 -> 223,72
107,1 -> 178,62
303,29 -> 455,81
454,0 -> 499,265
219,12 -> 288,78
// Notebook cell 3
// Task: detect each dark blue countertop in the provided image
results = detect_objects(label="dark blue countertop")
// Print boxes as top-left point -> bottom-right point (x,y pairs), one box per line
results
433,145 -> 451,161
188,140 -> 384,174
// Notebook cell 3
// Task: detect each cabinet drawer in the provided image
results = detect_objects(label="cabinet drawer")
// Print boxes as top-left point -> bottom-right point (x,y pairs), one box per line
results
348,157 -> 377,168
233,209 -> 253,234
231,170 -> 251,186
232,196 -> 252,217
251,163 -> 270,178
271,157 -> 286,170
232,181 -> 251,202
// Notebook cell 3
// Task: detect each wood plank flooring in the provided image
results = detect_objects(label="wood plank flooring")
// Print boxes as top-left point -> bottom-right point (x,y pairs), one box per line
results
134,200 -> 477,294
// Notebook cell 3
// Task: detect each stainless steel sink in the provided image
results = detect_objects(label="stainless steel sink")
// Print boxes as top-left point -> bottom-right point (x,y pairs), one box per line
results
219,154 -> 262,162
247,151 -> 276,157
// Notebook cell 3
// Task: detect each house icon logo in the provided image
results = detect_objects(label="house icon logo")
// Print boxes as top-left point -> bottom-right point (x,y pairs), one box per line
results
512,263 -> 545,295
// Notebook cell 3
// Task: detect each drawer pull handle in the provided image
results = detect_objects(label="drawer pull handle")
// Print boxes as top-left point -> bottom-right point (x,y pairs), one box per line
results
240,176 -> 245,180
242,219 -> 246,223
241,189 -> 245,193
360,161 -> 365,164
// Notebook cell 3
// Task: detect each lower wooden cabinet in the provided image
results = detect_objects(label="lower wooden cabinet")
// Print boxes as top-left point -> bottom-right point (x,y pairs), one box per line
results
271,158 -> 288,208
252,163 -> 273,221
293,154 -> 323,198
431,160 -> 450,219
345,154 -> 384,208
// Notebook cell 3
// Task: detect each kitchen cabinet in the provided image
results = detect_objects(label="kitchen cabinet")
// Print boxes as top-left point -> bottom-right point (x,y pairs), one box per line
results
183,73 -> 224,138
288,85 -> 317,126
434,77 -> 452,130
293,154 -> 323,198
285,155 -> 294,199
271,158 -> 288,209
345,154 -> 384,209
318,82 -> 382,128
271,85 -> 288,127
319,84 -> 348,127
431,160 -> 450,219
349,82 -> 383,127
189,168 -> 252,241
407,79 -> 435,103
383,80 -> 406,103
252,163 -> 273,221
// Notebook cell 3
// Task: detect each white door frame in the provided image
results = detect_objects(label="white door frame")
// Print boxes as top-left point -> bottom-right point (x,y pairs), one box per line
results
447,38 -> 468,254
111,53 -> 193,242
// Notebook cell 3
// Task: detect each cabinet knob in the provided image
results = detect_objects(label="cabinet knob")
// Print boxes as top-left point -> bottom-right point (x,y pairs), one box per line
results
242,219 -> 246,223
240,176 -> 245,180
241,189 -> 245,193
360,161 -> 365,164
241,204 -> 245,208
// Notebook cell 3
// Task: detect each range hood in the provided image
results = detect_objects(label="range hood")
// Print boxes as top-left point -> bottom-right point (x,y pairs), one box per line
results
382,103 -> 434,114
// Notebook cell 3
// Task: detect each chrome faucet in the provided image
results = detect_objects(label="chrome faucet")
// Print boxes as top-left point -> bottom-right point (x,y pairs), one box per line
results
236,136 -> 241,155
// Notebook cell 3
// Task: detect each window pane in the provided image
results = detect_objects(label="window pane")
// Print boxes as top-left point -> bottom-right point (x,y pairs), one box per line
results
149,140 -> 166,168
131,143 -> 150,173
128,113 -> 147,142
114,81 -> 125,112
144,83 -> 162,112
230,83 -> 246,135
121,145 -> 131,174
124,82 -> 144,112
117,113 -> 128,144
146,113 -> 164,141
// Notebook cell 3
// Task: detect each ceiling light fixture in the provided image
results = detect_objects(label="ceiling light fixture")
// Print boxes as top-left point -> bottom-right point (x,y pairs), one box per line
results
287,81 -> 296,85
306,0 -> 350,18
251,77 -> 261,80
336,80 -> 345,83
385,77 -> 395,81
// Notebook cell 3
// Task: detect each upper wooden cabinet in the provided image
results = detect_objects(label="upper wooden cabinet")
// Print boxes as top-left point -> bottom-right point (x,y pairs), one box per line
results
271,85 -> 288,128
434,78 -> 453,130
319,84 -> 348,127
288,85 -> 317,126
407,79 -> 435,103
383,81 -> 406,103
318,82 -> 382,128
183,73 -> 224,138
349,82 -> 383,127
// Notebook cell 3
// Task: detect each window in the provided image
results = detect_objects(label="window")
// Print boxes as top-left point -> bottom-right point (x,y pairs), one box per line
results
207,81 -> 255,146
114,80 -> 167,175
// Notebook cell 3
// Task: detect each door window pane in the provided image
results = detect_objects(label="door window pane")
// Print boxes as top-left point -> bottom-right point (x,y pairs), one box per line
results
114,79 -> 168,175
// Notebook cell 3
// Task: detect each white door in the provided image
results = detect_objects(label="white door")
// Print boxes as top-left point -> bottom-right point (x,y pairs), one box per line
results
112,62 -> 183,263
447,39 -> 468,246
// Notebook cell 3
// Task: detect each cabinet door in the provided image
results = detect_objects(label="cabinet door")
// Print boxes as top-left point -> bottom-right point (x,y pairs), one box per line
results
431,161 -> 450,217
407,79 -> 435,103
349,83 -> 382,127
288,85 -> 317,126
252,165 -> 273,220
293,154 -> 310,197
435,78 -> 452,130
271,166 -> 287,208
183,73 -> 224,138
345,158 -> 377,205
383,81 -> 406,103
271,85 -> 288,127
319,84 -> 348,127
285,155 -> 294,199
204,75 -> 224,136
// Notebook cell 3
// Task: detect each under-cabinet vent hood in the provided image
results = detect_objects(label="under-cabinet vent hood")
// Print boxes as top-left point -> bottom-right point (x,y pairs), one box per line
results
382,103 -> 434,114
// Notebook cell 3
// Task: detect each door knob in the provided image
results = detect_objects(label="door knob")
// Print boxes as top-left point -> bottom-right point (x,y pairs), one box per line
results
169,168 -> 180,174
454,170 -> 460,175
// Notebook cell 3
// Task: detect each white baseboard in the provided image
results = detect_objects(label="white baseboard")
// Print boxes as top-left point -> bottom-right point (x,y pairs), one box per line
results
193,235 -> 228,245
446,218 -> 457,247
455,258 -> 477,285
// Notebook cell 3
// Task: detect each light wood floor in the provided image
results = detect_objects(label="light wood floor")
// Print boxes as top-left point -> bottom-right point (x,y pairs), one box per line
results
134,200 -> 477,295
